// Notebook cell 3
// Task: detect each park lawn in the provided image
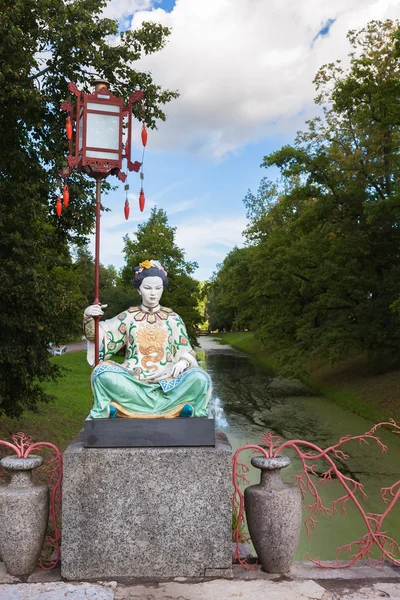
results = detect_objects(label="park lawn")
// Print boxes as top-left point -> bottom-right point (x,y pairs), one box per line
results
216,331 -> 400,423
0,348 -> 208,451
0,352 -> 96,452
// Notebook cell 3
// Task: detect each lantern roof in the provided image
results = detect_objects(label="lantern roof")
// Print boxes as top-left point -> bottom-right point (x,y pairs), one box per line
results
92,79 -> 110,92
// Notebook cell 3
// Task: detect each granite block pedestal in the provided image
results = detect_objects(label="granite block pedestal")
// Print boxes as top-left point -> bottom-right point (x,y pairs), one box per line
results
61,429 -> 232,580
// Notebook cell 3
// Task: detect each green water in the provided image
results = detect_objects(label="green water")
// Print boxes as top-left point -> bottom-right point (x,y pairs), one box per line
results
202,347 -> 400,562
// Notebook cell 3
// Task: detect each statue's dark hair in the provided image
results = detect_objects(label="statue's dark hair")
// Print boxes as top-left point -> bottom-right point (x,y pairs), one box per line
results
132,266 -> 169,289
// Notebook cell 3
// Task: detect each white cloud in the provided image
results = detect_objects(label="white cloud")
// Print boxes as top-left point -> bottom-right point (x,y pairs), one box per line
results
174,215 -> 247,281
150,179 -> 187,201
175,216 -> 246,255
121,0 -> 400,158
172,214 -> 247,280
167,199 -> 195,214
89,0 -> 400,281
102,0 -> 153,21
91,202 -> 247,278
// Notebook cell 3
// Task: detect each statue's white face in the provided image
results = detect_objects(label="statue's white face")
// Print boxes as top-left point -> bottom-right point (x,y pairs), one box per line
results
138,276 -> 164,308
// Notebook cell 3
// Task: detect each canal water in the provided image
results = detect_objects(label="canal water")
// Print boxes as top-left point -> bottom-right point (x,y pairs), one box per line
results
198,337 -> 400,562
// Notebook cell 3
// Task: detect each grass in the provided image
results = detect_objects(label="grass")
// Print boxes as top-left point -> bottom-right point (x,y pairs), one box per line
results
307,354 -> 400,422
216,332 -> 277,374
0,352 -> 94,452
215,332 -> 400,423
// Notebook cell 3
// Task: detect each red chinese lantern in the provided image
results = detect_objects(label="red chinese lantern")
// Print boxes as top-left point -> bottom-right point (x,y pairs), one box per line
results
124,199 -> 130,220
139,189 -> 145,212
66,116 -> 72,140
141,124 -> 148,147
56,196 -> 62,217
63,185 -> 69,208
60,80 -> 145,367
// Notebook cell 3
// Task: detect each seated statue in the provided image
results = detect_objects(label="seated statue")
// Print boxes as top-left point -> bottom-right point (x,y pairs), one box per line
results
83,260 -> 211,419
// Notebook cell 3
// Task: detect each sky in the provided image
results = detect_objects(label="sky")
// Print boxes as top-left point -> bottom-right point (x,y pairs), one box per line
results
93,0 -> 400,281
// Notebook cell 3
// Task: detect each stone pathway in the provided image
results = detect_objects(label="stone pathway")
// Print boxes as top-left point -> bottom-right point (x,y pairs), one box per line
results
1,577 -> 400,600
1,562 -> 400,600
65,341 -> 86,353
113,579 -> 400,600
0,582 -> 113,600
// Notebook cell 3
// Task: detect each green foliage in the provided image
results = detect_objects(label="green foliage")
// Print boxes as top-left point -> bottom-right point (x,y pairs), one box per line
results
0,0 -> 178,416
101,287 -> 138,321
0,155 -> 86,417
121,208 -> 201,345
72,244 -> 133,321
206,247 -> 256,332
196,281 -> 209,329
72,245 -> 121,309
207,19 -> 400,375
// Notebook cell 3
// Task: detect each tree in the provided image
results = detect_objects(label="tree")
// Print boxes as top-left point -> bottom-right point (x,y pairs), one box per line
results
206,247 -> 256,332
209,20 -> 400,374
0,0 -> 178,416
121,208 -> 201,345
73,245 -> 135,319
73,245 -> 120,306
242,20 -> 400,373
197,281 -> 210,330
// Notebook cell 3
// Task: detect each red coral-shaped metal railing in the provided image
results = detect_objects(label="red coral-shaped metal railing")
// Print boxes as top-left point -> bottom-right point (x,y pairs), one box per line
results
233,419 -> 400,569
0,433 -> 62,569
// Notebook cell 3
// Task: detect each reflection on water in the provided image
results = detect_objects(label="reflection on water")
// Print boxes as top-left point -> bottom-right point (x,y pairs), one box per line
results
201,344 -> 400,561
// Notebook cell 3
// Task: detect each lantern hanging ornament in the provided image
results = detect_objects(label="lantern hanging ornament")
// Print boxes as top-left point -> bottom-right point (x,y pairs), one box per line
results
141,124 -> 147,147
63,184 -> 69,208
139,187 -> 145,212
55,196 -> 62,217
124,199 -> 130,220
124,184 -> 130,220
66,116 -> 72,140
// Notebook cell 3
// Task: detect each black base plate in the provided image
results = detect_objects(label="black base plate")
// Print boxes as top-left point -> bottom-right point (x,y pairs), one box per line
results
83,417 -> 215,448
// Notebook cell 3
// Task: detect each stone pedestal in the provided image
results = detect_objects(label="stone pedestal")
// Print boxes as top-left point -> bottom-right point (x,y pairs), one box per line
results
61,430 -> 232,580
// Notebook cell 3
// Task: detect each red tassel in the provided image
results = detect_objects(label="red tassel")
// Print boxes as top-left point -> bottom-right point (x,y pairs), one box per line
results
124,199 -> 130,220
125,140 -> 129,158
56,196 -> 62,217
141,124 -> 147,147
66,116 -> 72,140
63,185 -> 69,208
139,189 -> 145,212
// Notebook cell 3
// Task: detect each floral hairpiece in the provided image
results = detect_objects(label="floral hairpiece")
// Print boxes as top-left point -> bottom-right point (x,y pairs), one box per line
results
134,260 -> 168,278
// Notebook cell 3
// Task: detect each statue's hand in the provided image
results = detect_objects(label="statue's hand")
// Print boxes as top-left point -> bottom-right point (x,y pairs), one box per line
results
172,359 -> 189,378
84,304 -> 108,318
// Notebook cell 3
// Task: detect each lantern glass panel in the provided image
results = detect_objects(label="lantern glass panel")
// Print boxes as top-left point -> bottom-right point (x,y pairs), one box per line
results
86,113 -> 120,151
87,102 -> 120,114
86,150 -> 119,160
79,115 -> 83,151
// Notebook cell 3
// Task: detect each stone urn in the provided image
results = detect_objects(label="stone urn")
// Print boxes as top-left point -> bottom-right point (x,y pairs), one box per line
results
0,455 -> 49,575
244,456 -> 301,573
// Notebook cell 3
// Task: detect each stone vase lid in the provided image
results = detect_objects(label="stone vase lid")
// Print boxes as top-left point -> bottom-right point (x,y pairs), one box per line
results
0,455 -> 43,471
251,456 -> 291,471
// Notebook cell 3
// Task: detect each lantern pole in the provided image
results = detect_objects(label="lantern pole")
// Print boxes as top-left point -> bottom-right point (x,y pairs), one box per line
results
93,175 -> 102,366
